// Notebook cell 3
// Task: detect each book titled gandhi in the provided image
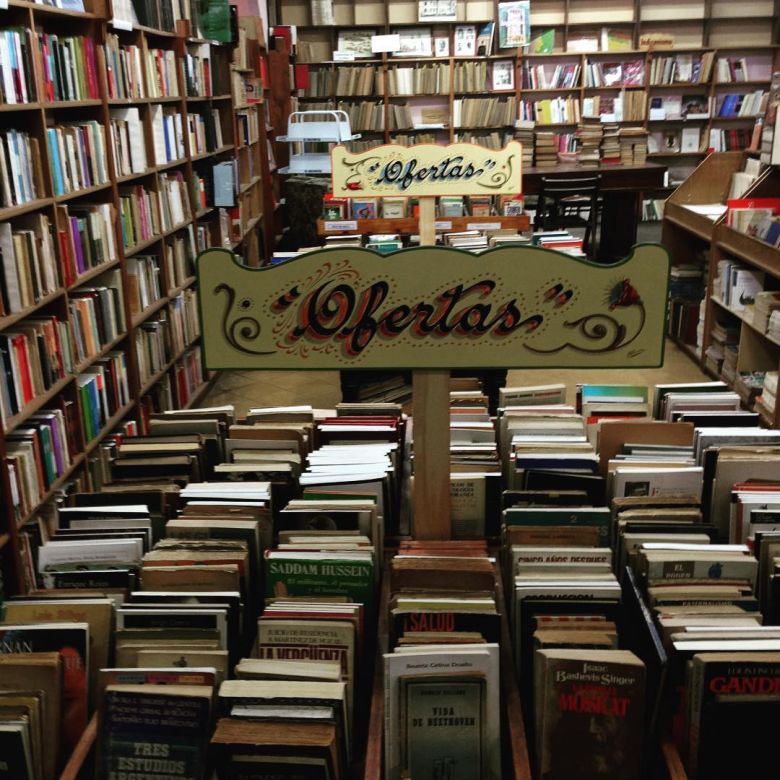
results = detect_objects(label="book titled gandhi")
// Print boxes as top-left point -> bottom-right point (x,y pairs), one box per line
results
400,673 -> 486,779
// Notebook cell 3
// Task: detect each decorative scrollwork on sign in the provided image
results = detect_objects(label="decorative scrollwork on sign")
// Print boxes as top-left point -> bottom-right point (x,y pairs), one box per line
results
331,142 -> 523,197
196,247 -> 669,370
526,279 -> 646,355
214,283 -> 276,356
480,154 -> 515,190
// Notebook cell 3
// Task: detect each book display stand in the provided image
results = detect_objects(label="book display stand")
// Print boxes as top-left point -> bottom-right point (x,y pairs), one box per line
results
191,138 -> 674,777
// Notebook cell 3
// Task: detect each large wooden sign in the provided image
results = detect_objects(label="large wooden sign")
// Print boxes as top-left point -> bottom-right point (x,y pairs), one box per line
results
331,141 -> 523,197
197,244 -> 670,371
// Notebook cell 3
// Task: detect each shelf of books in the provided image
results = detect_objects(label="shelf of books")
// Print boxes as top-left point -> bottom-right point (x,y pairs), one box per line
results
4,370 -> 780,776
276,0 -> 779,182
0,2 -> 275,603
662,151 -> 780,427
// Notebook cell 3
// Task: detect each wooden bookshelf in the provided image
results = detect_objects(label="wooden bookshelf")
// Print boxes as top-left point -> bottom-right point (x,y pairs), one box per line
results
317,214 -> 530,235
0,4 -> 271,596
662,154 -> 780,428
276,0 -> 779,169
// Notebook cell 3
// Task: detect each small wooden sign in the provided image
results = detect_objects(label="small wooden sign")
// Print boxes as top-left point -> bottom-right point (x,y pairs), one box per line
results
197,244 -> 670,371
331,141 -> 523,197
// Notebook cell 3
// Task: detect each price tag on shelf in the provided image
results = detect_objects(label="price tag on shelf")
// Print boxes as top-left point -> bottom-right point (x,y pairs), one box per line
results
467,222 -> 501,231
325,220 -> 358,232
434,221 -> 452,230
333,51 -> 356,61
0,0 -> 8,10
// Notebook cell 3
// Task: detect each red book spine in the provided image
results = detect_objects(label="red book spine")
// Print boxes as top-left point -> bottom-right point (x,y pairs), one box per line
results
85,38 -> 98,99
12,333 -> 34,405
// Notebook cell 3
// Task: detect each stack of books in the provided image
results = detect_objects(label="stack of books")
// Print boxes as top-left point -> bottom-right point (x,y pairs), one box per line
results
757,371 -> 778,418
383,541 -> 501,780
514,120 -> 535,167
618,127 -> 649,164
601,123 -> 620,164
576,117 -> 603,164
534,131 -> 558,167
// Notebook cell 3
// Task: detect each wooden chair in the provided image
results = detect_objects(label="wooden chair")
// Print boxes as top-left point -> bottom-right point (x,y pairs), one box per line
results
534,174 -> 602,258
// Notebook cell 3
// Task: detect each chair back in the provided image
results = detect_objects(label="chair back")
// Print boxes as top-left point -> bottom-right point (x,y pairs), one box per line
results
535,174 -> 602,231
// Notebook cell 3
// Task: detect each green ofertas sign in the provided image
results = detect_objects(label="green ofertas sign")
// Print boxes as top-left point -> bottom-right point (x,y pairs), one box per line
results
196,244 -> 670,370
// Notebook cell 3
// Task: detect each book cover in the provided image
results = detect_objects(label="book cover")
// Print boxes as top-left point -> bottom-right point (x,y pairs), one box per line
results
400,674 -> 487,779
536,649 -> 645,780
97,685 -> 212,780
0,624 -> 87,756
687,653 -> 780,779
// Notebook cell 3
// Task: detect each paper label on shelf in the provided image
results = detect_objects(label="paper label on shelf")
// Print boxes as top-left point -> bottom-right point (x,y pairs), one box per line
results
434,221 -> 452,230
333,51 -> 356,61
325,220 -> 358,232
371,34 -> 401,53
111,17 -> 133,30
0,0 -> 8,10
468,222 -> 501,231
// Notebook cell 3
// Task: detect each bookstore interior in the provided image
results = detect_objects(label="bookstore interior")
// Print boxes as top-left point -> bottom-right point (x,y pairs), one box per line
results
4,0 -> 780,777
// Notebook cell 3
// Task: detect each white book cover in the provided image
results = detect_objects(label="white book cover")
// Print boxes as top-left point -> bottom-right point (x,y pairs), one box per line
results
384,645 -> 500,780
612,466 -> 704,500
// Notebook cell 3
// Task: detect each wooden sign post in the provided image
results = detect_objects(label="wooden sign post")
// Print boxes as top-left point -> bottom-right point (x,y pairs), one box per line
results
331,142 -> 524,539
196,142 -> 671,541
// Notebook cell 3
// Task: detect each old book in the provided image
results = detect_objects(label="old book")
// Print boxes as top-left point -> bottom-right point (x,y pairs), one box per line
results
210,718 -> 339,780
384,644 -> 500,780
4,598 -> 112,709
687,652 -> 780,779
535,649 -> 646,780
400,672 -> 487,779
97,684 -> 212,780
218,679 -> 349,765
235,658 -> 342,683
0,624 -> 88,759
0,653 -> 61,780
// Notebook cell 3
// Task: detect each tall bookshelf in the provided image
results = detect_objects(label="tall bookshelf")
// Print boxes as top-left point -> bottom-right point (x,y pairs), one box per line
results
274,0 -> 779,195
0,0 -> 269,595
662,153 -> 780,429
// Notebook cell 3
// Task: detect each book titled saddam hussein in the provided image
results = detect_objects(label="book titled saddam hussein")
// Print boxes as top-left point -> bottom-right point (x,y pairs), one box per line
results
535,649 -> 646,780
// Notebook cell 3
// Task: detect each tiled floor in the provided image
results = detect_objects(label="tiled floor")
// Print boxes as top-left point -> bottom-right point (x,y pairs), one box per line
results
201,339 -> 708,414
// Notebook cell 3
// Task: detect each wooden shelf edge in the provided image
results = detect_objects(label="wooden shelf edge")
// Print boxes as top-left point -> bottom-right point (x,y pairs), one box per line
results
60,713 -> 98,780
0,288 -> 66,333
317,215 -> 530,236
0,532 -> 10,551
183,373 -> 219,409
68,260 -> 122,291
660,731 -> 689,780
5,374 -> 73,436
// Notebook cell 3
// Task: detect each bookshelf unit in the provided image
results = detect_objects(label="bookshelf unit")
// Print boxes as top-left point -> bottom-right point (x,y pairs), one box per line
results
274,0 -> 779,185
0,0 -> 276,595
662,152 -> 780,429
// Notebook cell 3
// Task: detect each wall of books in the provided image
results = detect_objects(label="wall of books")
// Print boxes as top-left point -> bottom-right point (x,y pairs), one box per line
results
276,0 -> 779,211
0,0 -> 276,601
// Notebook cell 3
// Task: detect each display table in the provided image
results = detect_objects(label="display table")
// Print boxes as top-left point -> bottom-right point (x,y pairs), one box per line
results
523,162 -> 667,262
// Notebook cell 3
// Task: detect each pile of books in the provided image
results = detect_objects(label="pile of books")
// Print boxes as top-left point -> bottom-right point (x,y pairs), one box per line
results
534,130 -> 558,167
618,127 -> 649,164
383,541 -> 501,780
756,370 -> 777,418
601,123 -> 620,164
514,120 -> 535,167
575,117 -> 603,164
